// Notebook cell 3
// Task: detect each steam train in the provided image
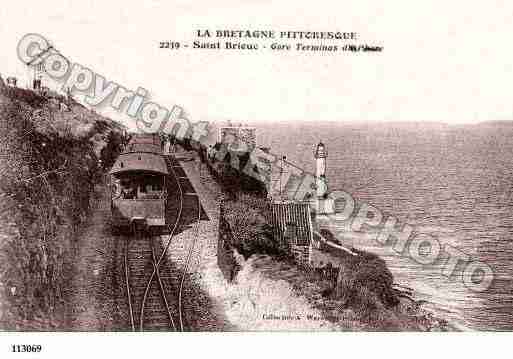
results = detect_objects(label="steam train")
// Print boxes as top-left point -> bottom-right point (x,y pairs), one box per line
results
109,133 -> 168,232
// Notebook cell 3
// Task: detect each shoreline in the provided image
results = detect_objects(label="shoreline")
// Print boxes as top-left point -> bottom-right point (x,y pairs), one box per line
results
322,228 -> 459,331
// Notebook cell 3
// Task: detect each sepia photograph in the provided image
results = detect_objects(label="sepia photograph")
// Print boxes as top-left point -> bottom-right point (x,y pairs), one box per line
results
0,1 -> 512,357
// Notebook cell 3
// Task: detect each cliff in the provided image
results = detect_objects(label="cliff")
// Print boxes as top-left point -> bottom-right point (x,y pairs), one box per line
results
0,79 -> 126,329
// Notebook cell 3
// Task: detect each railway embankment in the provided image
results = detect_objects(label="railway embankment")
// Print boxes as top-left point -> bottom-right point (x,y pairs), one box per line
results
0,80 -> 125,330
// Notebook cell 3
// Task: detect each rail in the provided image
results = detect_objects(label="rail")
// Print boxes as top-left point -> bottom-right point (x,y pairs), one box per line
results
138,155 -> 184,330
122,149 -> 202,331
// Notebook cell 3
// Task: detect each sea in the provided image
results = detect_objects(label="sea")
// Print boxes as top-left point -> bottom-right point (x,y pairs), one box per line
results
257,121 -> 513,331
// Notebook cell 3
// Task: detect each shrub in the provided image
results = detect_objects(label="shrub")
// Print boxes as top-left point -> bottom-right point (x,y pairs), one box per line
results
334,248 -> 399,313
222,193 -> 288,259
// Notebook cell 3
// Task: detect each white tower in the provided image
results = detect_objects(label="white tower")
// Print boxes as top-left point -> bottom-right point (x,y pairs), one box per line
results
314,141 -> 328,198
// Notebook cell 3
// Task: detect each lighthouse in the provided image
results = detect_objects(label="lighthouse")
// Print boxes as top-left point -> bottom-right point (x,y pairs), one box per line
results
311,141 -> 334,215
314,141 -> 328,198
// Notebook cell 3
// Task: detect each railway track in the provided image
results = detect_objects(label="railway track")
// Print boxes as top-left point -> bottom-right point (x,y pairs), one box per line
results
124,230 -> 177,331
121,154 -> 201,331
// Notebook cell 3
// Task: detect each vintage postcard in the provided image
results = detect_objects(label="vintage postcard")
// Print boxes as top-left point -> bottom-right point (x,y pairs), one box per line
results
0,0 -> 512,357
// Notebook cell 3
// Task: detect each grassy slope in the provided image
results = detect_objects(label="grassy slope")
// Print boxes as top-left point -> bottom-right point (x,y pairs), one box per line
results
0,81 -> 125,330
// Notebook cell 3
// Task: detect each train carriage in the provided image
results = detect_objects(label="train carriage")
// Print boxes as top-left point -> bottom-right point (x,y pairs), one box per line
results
125,133 -> 163,154
110,151 -> 169,232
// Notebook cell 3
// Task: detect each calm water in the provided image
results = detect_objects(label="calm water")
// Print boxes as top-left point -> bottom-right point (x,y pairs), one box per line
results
258,121 -> 513,331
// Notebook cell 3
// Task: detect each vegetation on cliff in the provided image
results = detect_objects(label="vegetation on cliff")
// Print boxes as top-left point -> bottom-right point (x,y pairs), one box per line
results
221,193 -> 289,259
0,80 -> 125,329
189,139 -> 288,259
334,248 -> 399,311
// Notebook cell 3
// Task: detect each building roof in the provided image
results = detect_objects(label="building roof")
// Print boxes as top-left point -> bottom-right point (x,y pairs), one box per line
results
270,202 -> 313,246
110,152 -> 169,175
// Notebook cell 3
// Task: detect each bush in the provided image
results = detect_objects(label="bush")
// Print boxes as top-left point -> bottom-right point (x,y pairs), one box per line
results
100,129 -> 124,170
335,248 -> 399,314
203,142 -> 267,197
222,193 -> 288,259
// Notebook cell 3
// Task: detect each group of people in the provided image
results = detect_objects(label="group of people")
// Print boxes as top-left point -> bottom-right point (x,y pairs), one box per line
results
112,176 -> 165,200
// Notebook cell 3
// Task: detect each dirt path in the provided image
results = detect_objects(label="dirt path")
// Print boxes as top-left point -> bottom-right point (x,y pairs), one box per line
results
68,183 -> 124,330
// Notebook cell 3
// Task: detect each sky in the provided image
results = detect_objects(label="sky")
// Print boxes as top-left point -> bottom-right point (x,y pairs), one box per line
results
1,0 -> 513,130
